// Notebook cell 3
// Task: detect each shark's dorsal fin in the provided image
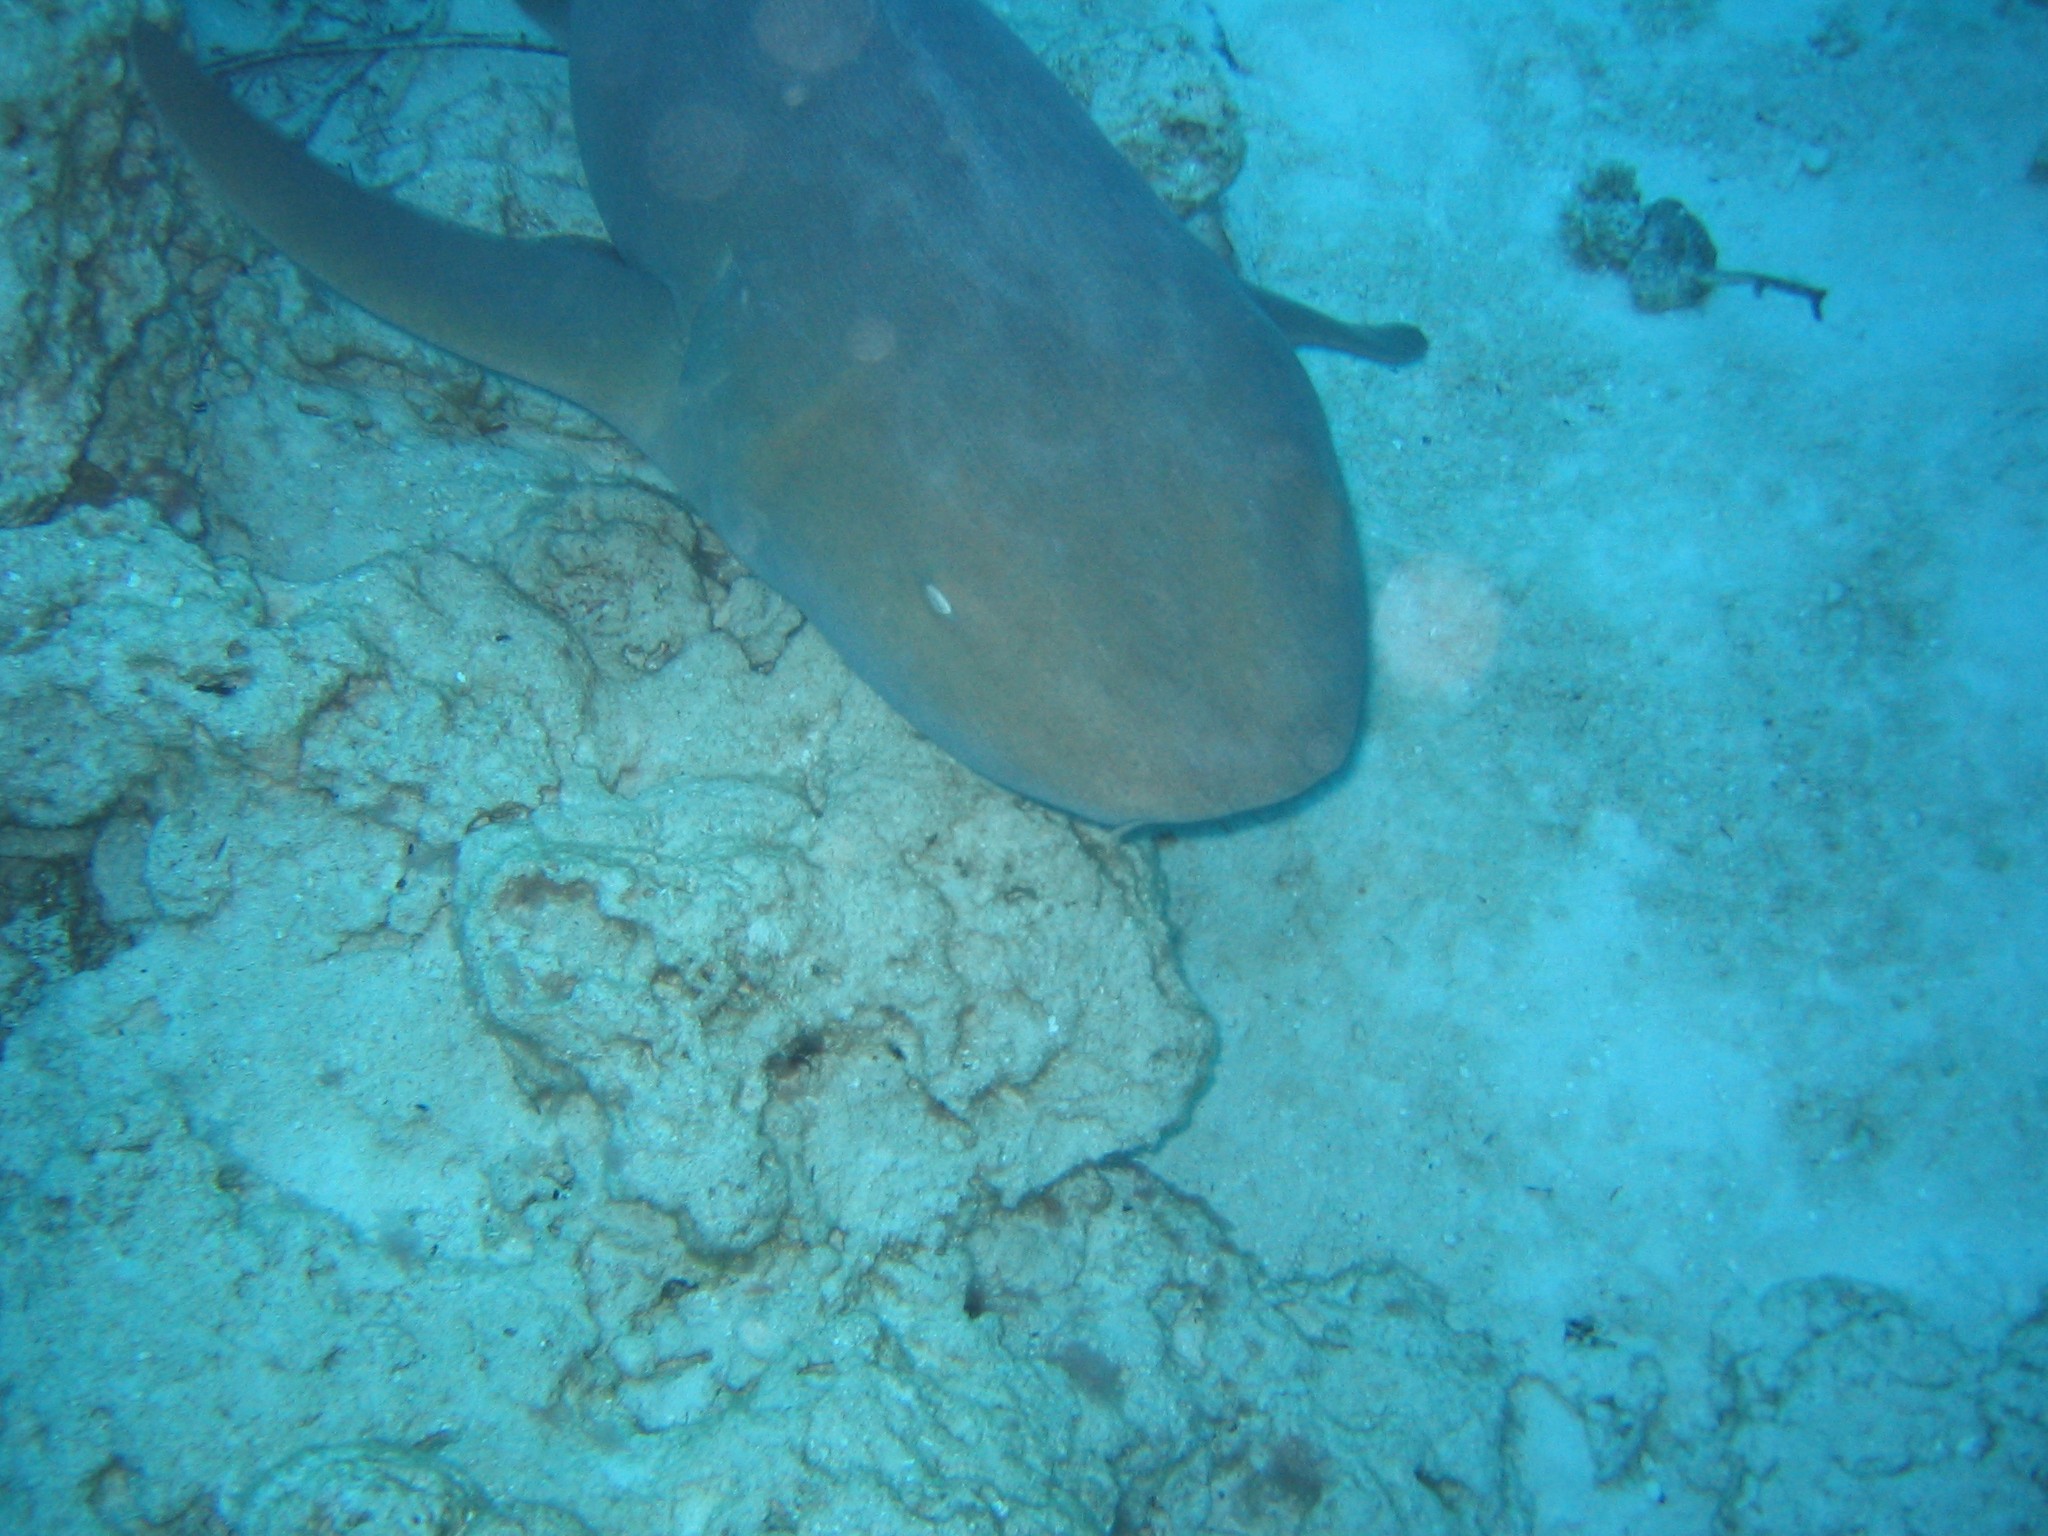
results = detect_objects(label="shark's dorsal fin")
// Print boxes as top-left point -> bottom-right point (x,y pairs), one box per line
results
130,24 -> 682,443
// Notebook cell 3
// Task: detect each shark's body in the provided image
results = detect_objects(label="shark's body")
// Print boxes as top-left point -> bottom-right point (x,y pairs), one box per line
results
133,0 -> 1422,825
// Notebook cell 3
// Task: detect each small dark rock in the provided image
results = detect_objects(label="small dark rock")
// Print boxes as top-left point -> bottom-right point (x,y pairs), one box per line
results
1628,197 -> 1720,313
1560,161 -> 1648,273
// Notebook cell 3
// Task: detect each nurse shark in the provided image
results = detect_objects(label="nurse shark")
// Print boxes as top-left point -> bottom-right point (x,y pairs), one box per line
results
132,0 -> 1424,825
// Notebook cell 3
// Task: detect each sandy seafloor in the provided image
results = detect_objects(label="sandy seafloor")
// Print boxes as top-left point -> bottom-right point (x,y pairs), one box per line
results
3,0 -> 2046,1533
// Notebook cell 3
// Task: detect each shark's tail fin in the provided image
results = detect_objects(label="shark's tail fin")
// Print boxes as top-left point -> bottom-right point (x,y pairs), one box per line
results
131,23 -> 683,442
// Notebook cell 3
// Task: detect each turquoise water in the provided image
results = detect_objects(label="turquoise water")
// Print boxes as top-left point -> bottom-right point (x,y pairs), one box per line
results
2,1 -> 2044,1532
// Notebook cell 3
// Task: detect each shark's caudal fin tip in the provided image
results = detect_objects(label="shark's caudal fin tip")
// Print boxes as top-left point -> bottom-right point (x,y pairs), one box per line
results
131,16 -> 683,438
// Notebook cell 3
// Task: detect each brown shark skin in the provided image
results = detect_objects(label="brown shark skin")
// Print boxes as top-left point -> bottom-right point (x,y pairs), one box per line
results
135,0 -> 1375,826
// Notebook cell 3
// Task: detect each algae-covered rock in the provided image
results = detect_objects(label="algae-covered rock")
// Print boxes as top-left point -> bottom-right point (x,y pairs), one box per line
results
294,554 -> 596,846
1710,1278 -> 2035,1534
1558,162 -> 1718,312
0,827 -> 124,1029
1049,22 -> 1246,216
967,1165 -> 1518,1536
0,502 -> 363,828
992,0 -> 1246,216
1560,160 -> 1651,275
0,2 -> 191,529
240,1442 -> 593,1536
455,774 -> 1211,1254
1561,161 -> 1826,318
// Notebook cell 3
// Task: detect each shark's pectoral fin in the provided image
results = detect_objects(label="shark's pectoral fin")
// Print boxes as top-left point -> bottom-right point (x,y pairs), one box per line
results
512,0 -> 572,50
1248,284 -> 1428,369
131,24 -> 682,442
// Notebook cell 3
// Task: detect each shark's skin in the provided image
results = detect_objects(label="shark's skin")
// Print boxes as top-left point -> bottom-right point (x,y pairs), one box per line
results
132,0 -> 1424,826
